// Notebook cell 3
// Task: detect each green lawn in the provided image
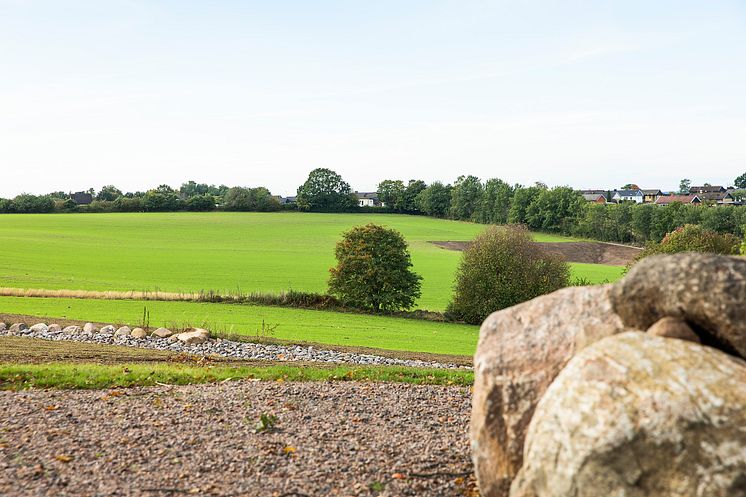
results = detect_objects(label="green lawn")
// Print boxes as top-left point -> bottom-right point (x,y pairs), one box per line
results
569,263 -> 625,284
0,296 -> 479,356
0,212 -> 590,310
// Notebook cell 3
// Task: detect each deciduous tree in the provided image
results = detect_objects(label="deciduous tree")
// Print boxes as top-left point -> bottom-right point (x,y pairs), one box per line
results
296,168 -> 357,212
328,224 -> 422,311
447,225 -> 569,324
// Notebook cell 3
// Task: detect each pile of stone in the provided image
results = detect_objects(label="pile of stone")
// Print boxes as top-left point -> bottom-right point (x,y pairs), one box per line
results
0,321 -> 465,369
1,322 -> 210,344
471,253 -> 746,497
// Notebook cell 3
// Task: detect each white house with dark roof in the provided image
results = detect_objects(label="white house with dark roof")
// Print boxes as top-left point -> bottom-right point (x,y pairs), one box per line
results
355,192 -> 384,207
611,189 -> 644,203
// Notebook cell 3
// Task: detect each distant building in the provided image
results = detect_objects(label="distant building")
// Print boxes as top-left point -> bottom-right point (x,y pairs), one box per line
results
654,194 -> 701,206
687,186 -> 733,204
355,192 -> 384,207
581,193 -> 607,203
70,192 -> 93,205
611,189 -> 644,204
641,189 -> 663,203
278,196 -> 297,205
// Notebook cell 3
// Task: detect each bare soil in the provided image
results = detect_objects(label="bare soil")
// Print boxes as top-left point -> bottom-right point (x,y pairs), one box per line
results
431,240 -> 641,266
0,382 -> 475,496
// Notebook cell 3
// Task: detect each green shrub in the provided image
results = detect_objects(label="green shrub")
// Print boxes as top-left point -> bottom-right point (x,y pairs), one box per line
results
628,224 -> 741,270
328,224 -> 422,311
446,225 -> 570,325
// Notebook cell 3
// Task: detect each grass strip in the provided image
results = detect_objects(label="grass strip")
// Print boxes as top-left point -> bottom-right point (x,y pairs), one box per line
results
0,362 -> 474,391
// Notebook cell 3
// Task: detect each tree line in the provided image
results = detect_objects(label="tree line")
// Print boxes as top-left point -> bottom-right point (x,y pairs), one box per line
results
379,175 -> 746,243
3,168 -> 746,244
0,182 -> 285,214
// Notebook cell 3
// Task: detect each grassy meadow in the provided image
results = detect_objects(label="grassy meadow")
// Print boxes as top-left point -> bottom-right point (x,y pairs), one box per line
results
0,296 -> 479,355
0,212 -> 607,310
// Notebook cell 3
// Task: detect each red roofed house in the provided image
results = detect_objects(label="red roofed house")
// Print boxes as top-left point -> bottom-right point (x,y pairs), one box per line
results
654,194 -> 701,206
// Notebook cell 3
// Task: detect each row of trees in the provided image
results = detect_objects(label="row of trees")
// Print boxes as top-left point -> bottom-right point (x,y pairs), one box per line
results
4,168 -> 746,244
0,182 -> 285,214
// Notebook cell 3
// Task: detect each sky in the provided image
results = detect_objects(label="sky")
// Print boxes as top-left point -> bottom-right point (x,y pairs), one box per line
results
1,0 -> 745,197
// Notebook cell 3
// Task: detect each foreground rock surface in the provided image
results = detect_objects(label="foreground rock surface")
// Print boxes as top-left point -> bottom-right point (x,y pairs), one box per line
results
0,382 -> 475,497
611,253 -> 746,358
510,332 -> 746,497
471,285 -> 625,497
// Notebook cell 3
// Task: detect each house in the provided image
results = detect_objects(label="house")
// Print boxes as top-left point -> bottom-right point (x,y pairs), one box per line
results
580,189 -> 611,203
685,186 -> 733,204
654,194 -> 701,206
689,185 -> 726,194
355,192 -> 384,207
641,189 -> 663,203
70,192 -> 93,205
278,196 -> 296,205
611,189 -> 644,203
582,193 -> 607,203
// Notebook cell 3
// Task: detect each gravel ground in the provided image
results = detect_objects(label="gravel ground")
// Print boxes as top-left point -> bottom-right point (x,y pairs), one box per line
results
0,381 -> 475,497
0,327 -> 468,370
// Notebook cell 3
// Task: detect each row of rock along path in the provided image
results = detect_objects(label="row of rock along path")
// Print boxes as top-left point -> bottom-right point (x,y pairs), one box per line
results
0,321 -> 469,369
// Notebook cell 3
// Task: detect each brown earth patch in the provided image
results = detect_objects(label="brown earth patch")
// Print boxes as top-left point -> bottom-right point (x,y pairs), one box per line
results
431,241 -> 641,266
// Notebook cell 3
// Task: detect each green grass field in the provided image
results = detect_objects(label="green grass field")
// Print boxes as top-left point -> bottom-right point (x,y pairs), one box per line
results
0,296 -> 479,355
0,212 -> 596,310
569,263 -> 625,283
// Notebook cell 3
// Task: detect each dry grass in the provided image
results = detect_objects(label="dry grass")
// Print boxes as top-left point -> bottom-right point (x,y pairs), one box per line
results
0,287 -> 213,301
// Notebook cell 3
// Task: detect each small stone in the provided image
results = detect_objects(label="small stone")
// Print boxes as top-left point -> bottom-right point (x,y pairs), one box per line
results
29,323 -> 48,333
130,327 -> 147,339
9,323 -> 28,334
152,327 -> 173,338
47,324 -> 62,332
647,317 -> 700,343
99,325 -> 116,334
114,326 -> 132,337
83,323 -> 97,333
62,326 -> 81,334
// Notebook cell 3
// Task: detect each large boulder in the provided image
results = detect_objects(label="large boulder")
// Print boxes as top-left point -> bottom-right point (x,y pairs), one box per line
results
83,322 -> 97,333
9,323 -> 28,334
611,253 -> 746,358
0,322 -> 6,332
130,327 -> 147,339
472,285 -> 626,497
62,325 -> 81,334
152,327 -> 173,338
114,326 -> 131,337
99,325 -> 116,334
175,328 -> 210,345
510,332 -> 746,497
29,323 -> 48,333
47,324 -> 62,333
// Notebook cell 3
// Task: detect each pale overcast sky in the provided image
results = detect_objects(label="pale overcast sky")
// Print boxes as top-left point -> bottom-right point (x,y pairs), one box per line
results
1,0 -> 745,197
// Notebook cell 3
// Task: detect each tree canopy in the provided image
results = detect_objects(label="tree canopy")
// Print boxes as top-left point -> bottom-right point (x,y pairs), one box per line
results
296,168 -> 357,212
328,224 -> 422,312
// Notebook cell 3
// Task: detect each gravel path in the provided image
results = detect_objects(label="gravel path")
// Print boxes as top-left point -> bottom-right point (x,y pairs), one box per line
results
0,382 -> 475,496
0,327 -> 468,370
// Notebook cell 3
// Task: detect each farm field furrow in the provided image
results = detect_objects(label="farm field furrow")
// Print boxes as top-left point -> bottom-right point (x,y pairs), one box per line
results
0,296 -> 479,356
0,212 -> 599,310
